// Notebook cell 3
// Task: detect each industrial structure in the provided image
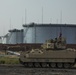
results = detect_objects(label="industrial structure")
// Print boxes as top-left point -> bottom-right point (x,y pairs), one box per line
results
4,23 -> 76,44
5,29 -> 23,44
23,23 -> 76,44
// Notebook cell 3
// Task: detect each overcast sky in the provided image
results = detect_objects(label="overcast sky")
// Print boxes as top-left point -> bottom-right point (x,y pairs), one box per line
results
0,0 -> 76,36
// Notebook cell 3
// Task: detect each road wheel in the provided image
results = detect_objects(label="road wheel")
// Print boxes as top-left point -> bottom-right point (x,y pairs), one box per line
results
34,63 -> 40,68
41,63 -> 47,68
28,63 -> 33,68
57,63 -> 63,68
63,63 -> 70,68
50,63 -> 56,68
24,62 -> 28,67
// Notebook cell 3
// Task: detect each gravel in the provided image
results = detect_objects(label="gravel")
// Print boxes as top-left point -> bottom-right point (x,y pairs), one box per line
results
0,64 -> 76,75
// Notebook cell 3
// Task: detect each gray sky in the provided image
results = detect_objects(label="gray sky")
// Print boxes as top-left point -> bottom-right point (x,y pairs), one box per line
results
0,0 -> 76,36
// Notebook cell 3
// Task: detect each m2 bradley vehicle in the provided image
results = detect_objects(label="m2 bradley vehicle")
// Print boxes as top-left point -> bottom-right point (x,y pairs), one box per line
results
19,34 -> 76,68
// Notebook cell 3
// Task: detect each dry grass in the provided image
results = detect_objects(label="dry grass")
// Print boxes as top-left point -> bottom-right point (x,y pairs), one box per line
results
0,56 -> 19,64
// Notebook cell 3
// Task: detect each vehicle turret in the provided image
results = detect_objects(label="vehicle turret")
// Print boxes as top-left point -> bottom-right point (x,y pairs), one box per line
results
41,36 -> 66,50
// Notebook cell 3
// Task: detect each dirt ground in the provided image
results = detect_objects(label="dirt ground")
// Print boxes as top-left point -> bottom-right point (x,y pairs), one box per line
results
0,64 -> 76,75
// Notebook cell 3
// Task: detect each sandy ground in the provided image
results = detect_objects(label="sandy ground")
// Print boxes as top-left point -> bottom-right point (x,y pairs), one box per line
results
0,64 -> 76,75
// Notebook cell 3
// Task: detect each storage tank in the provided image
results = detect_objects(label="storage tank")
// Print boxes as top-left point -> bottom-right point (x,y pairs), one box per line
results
6,29 -> 23,44
23,23 -> 76,44
0,37 -> 2,43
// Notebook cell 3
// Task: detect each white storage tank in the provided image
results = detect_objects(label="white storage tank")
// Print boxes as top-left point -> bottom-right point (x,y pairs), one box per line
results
6,29 -> 23,44
23,23 -> 76,44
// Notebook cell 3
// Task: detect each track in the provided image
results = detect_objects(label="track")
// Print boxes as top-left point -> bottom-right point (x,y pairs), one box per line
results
0,64 -> 76,75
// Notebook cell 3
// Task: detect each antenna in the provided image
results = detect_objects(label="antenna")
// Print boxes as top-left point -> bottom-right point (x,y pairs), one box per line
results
59,10 -> 62,37
50,18 -> 52,23
10,18 -> 11,30
42,7 -> 43,24
60,10 -> 62,24
25,9 -> 27,24
34,25 -> 36,43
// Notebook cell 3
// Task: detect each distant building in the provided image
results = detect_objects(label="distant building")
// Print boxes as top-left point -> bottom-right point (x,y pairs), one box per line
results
6,29 -> 23,44
23,23 -> 76,44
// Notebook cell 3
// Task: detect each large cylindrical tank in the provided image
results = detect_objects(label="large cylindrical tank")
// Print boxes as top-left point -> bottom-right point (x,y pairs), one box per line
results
23,23 -> 76,44
6,29 -> 23,44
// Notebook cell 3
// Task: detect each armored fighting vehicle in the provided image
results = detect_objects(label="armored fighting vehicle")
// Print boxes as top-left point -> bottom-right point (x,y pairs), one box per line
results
19,35 -> 76,68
